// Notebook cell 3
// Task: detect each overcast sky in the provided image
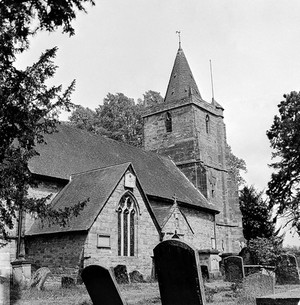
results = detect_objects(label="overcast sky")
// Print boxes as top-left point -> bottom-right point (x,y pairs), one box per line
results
17,0 -> 300,244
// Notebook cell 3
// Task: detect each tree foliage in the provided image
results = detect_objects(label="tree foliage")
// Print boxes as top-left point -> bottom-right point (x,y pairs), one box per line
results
239,185 -> 276,241
138,90 -> 164,107
69,91 -> 164,147
226,144 -> 247,187
0,0 -> 94,238
97,93 -> 144,147
247,237 -> 283,265
68,105 -> 98,133
267,91 -> 300,234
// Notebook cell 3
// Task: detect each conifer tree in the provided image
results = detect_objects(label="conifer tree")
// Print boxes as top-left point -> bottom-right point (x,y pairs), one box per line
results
267,91 -> 300,234
0,1 -> 94,241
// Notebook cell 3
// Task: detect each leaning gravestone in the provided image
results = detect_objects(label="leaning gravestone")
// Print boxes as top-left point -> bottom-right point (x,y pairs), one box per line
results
276,254 -> 300,285
153,239 -> 206,305
224,256 -> 244,282
81,265 -> 127,305
113,265 -> 129,284
30,267 -> 51,290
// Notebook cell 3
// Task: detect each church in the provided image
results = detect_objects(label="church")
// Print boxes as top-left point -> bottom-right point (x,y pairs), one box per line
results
6,44 -> 244,281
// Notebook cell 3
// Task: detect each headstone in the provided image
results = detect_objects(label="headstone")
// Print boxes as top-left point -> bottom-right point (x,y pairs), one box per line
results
61,276 -> 76,288
224,256 -> 244,282
276,254 -> 300,285
113,265 -> 129,284
239,247 -> 255,265
237,273 -> 275,305
153,239 -> 206,305
201,265 -> 209,281
81,265 -> 126,305
30,267 -> 51,290
129,270 -> 145,283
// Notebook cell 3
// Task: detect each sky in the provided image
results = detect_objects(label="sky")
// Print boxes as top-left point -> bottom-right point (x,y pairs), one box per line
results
17,0 -> 300,245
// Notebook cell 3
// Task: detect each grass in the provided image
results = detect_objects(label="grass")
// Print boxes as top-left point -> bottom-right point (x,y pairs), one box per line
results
11,280 -> 299,305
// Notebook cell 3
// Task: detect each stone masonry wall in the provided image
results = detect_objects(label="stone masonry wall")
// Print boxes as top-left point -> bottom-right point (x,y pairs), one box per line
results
26,179 -> 65,233
26,232 -> 87,278
161,206 -> 215,250
143,105 -> 197,162
84,174 -> 160,278
143,99 -> 244,254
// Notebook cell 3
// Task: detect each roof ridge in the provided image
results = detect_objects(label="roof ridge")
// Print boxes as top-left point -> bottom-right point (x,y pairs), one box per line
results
71,162 -> 131,177
161,156 -> 217,210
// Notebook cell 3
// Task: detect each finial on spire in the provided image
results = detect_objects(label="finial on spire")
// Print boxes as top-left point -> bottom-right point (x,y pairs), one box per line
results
176,31 -> 181,49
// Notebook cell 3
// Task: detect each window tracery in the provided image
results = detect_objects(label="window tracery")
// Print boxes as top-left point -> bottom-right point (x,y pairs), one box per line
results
117,193 -> 137,256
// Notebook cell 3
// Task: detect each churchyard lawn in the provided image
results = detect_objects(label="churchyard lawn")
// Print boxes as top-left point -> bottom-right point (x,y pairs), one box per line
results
13,281 -> 236,305
11,280 -> 300,305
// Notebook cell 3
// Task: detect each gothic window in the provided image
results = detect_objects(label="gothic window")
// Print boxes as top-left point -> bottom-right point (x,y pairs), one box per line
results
117,193 -> 137,256
205,114 -> 210,134
165,112 -> 172,132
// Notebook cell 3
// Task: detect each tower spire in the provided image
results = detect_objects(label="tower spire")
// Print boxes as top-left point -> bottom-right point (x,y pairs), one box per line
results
176,31 -> 181,49
164,43 -> 201,103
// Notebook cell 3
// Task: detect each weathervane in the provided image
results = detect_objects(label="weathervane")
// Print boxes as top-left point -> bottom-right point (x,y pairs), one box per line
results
176,30 -> 181,49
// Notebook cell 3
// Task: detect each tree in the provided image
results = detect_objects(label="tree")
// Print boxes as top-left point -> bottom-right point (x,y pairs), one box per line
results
138,90 -> 164,107
0,1 -> 94,243
96,93 -> 143,147
267,91 -> 300,234
226,144 -> 247,187
239,185 -> 276,241
68,105 -> 98,133
69,91 -> 164,148
247,237 -> 283,266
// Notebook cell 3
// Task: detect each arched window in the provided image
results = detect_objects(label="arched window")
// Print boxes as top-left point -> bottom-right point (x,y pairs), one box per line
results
165,112 -> 172,132
205,114 -> 210,134
117,193 -> 137,256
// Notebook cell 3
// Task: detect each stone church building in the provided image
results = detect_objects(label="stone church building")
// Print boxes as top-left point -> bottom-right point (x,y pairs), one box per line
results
4,45 -> 244,280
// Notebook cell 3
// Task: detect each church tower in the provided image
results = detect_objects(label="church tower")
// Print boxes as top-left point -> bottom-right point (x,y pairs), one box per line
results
142,45 -> 244,253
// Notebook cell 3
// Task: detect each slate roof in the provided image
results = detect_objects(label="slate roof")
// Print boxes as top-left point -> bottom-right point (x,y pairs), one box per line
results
28,163 -> 162,235
28,124 -> 218,214
164,47 -> 202,103
27,163 -> 132,235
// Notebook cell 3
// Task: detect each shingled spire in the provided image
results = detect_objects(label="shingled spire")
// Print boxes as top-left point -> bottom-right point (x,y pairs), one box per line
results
164,47 -> 202,103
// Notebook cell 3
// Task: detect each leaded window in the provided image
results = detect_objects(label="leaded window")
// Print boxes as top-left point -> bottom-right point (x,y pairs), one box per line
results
117,194 -> 137,256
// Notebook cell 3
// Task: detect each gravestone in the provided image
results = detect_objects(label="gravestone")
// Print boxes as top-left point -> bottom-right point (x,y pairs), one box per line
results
224,256 -> 244,282
30,267 -> 51,290
81,265 -> 126,305
61,276 -> 76,288
153,239 -> 206,305
201,265 -> 209,281
237,273 -> 275,305
113,265 -> 129,284
276,254 -> 300,285
129,270 -> 145,283
239,247 -> 255,265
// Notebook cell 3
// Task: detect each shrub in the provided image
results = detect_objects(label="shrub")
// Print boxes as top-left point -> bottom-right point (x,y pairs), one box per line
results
247,237 -> 283,265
